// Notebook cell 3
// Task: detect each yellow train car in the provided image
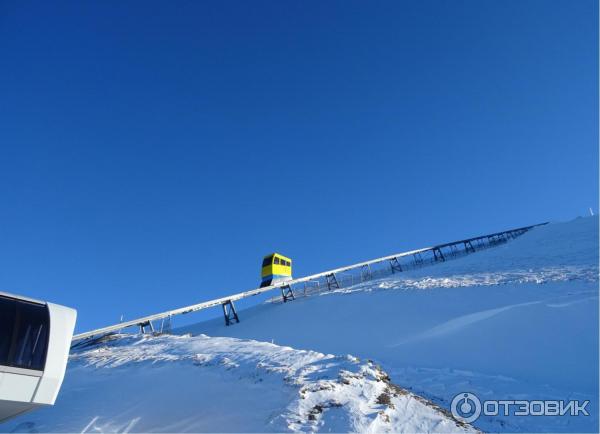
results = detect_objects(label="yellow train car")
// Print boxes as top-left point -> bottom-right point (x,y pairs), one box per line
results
260,253 -> 293,287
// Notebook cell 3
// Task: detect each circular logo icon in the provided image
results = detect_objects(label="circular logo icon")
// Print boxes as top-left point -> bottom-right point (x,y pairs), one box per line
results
451,392 -> 481,424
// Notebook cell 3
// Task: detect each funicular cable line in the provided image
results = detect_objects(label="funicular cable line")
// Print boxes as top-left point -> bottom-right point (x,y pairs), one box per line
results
72,222 -> 547,342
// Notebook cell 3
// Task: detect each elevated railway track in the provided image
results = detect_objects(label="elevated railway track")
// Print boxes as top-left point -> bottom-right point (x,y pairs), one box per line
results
72,222 -> 547,342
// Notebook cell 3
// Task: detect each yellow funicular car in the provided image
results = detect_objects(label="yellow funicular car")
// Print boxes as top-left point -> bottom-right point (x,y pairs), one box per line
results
260,253 -> 292,287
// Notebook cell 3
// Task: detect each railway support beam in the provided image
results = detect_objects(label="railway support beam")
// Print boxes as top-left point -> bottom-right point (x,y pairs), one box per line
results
222,300 -> 240,326
160,315 -> 172,334
433,247 -> 445,262
464,240 -> 476,253
390,257 -> 403,273
361,264 -> 372,281
281,285 -> 295,302
326,273 -> 340,290
138,320 -> 154,334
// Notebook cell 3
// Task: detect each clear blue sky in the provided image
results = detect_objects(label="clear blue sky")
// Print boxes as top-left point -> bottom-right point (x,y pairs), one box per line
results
0,0 -> 597,332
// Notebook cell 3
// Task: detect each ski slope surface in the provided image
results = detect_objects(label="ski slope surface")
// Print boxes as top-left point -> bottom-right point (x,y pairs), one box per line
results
4,216 -> 598,433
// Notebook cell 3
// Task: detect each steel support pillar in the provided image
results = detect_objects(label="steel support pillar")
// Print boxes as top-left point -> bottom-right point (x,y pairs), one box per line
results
464,240 -> 476,253
326,273 -> 340,290
390,257 -> 402,273
281,285 -> 295,302
361,264 -> 372,281
433,247 -> 446,262
433,247 -> 445,262
160,315 -> 172,334
413,252 -> 423,266
139,320 -> 154,334
222,300 -> 239,326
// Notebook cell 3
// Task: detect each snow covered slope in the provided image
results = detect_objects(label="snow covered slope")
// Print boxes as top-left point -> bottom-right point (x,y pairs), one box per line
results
4,334 -> 472,433
4,216 -> 597,433
175,216 -> 598,432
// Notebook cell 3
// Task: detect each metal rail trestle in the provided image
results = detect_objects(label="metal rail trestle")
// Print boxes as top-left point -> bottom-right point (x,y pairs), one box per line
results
72,221 -> 548,342
390,257 -> 402,273
138,320 -> 154,334
326,273 -> 340,290
222,300 -> 239,326
281,285 -> 295,302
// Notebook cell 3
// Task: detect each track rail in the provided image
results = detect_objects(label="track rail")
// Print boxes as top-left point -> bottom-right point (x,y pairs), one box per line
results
73,222 -> 547,341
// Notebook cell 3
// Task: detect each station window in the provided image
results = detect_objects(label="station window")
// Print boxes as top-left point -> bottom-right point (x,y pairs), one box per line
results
0,297 -> 15,368
262,257 -> 272,267
274,257 -> 280,264
285,261 -> 291,267
0,296 -> 49,371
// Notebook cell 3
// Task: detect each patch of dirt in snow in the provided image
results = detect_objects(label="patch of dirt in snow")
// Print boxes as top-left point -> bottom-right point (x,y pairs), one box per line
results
65,334 -> 475,433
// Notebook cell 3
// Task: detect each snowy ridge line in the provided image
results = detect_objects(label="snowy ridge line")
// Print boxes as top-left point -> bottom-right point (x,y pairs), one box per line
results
72,222 -> 547,341
63,334 -> 477,432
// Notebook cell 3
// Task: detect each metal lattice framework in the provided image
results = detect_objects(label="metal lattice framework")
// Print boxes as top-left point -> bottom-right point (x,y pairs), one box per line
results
72,222 -> 547,342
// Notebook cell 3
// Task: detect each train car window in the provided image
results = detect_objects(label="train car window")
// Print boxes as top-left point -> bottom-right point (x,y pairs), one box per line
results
274,257 -> 280,264
262,257 -> 272,267
0,296 -> 49,371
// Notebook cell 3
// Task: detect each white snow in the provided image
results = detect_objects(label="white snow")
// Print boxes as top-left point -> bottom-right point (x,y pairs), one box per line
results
4,216 -> 598,433
4,334 -> 472,433
176,216 -> 599,432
